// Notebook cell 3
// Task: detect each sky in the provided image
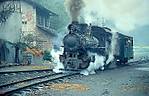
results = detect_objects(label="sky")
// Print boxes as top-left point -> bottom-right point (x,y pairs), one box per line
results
80,0 -> 149,46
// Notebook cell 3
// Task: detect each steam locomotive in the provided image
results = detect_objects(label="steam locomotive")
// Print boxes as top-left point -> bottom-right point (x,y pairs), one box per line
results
59,21 -> 133,70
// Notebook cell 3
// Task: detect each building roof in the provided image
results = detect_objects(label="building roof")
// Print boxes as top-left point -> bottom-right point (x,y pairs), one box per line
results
23,0 -> 58,16
37,26 -> 57,37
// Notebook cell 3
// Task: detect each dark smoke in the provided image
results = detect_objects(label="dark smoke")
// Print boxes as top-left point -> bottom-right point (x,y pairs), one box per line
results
65,0 -> 85,21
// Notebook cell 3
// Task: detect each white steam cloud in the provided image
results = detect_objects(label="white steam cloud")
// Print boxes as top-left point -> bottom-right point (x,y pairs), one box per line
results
83,0 -> 149,32
81,53 -> 105,75
51,48 -> 64,73
106,32 -> 117,64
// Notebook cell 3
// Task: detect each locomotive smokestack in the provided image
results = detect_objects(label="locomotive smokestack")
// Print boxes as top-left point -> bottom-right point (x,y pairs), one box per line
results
72,21 -> 79,24
65,0 -> 85,22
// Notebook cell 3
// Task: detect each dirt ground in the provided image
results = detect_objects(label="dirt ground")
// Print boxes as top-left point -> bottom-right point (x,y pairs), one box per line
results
35,62 -> 149,96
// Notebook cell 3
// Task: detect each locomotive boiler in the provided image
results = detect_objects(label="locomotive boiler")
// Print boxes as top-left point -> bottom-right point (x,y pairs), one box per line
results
59,21 -> 133,70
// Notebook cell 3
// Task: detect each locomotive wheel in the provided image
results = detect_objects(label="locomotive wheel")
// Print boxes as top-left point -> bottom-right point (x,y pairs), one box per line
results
117,59 -> 129,66
79,62 -> 90,69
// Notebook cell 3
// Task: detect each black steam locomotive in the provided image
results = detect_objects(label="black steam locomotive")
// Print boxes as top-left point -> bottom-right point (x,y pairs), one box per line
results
59,21 -> 133,70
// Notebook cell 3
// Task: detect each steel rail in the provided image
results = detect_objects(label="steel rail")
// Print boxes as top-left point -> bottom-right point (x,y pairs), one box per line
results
0,69 -> 53,74
0,72 -> 79,96
0,72 -> 57,88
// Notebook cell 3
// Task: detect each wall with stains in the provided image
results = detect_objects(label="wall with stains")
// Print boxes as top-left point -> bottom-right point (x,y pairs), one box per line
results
21,1 -> 36,36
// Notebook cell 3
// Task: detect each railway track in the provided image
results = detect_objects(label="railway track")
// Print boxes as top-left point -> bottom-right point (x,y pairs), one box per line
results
0,72 -> 79,96
0,64 -> 21,69
0,69 -> 53,74
0,69 -> 54,87
0,71 -> 55,88
129,59 -> 149,65
0,59 -> 148,95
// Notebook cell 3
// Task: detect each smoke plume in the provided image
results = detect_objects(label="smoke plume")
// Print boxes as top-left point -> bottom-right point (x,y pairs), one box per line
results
64,0 -> 85,21
82,0 -> 149,32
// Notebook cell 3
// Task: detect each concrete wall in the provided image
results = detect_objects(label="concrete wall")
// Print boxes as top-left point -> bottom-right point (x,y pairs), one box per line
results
21,1 -> 36,36
21,1 -> 53,51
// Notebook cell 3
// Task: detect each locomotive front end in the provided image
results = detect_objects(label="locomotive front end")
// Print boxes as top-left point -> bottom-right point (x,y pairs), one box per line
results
63,33 -> 80,52
60,33 -> 83,70
59,22 -> 91,70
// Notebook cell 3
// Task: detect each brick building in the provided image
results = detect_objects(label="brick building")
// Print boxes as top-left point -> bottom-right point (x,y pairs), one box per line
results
0,0 -> 58,50
0,0 -> 59,64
